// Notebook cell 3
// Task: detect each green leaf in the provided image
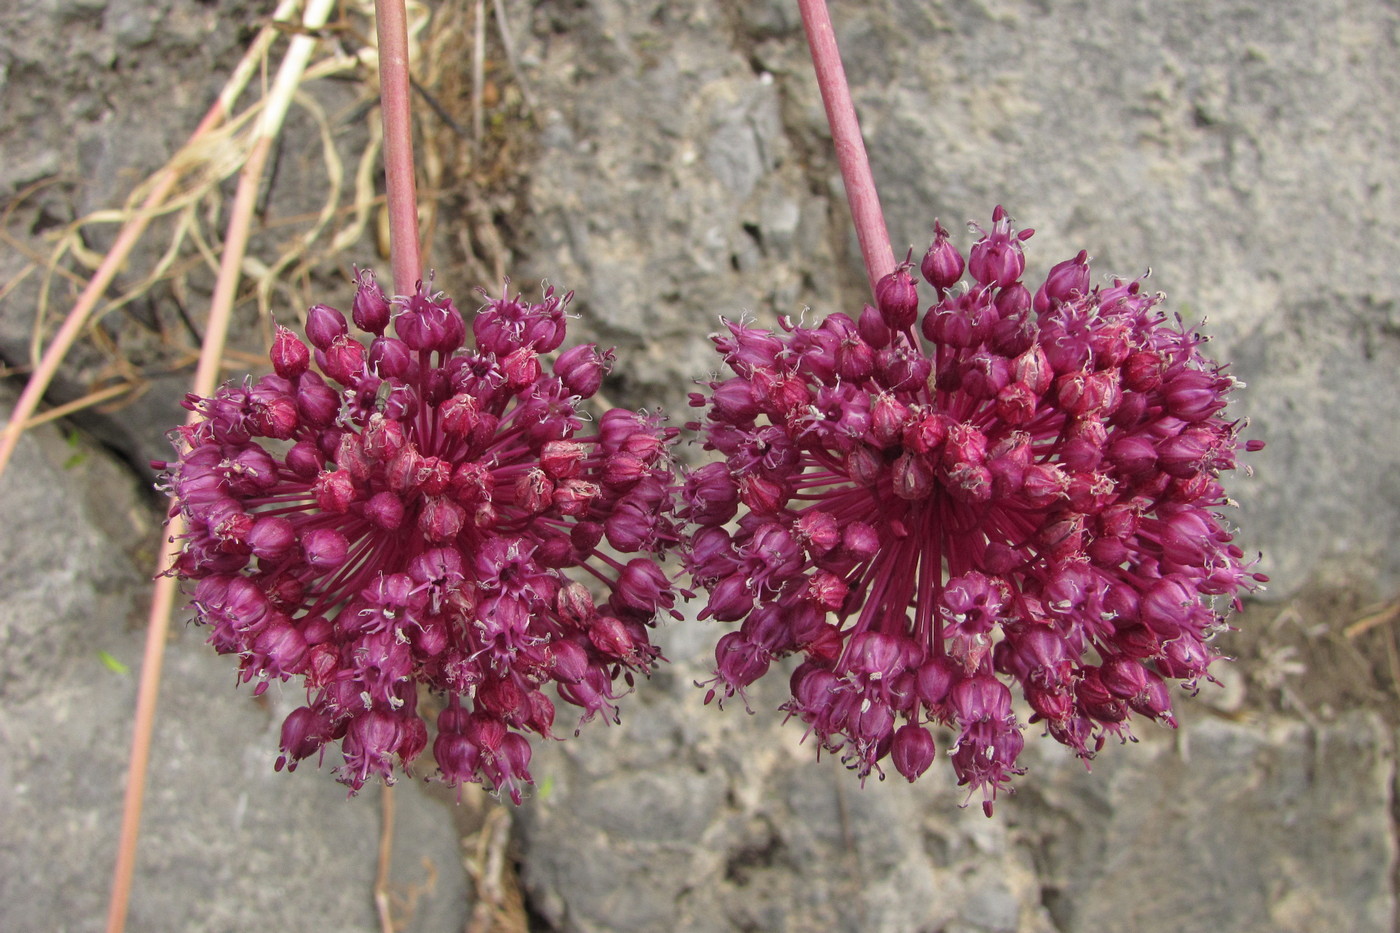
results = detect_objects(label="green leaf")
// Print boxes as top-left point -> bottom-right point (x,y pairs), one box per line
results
63,430 -> 88,470
97,650 -> 129,675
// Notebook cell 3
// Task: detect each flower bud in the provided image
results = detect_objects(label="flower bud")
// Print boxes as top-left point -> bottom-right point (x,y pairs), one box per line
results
556,583 -> 597,630
305,304 -> 348,350
365,491 -> 405,530
501,346 -> 541,389
515,468 -> 555,514
368,336 -> 413,380
892,451 -> 934,500
701,573 -> 755,622
857,303 -> 892,348
352,268 -> 391,334
253,621 -> 309,676
684,462 -> 739,526
1122,350 -> 1165,392
568,520 -> 605,555
271,325 -> 311,379
418,496 -> 466,542
316,336 -> 365,386
804,570 -> 848,611
951,674 -> 1012,723
961,350 -> 1012,400
845,446 -> 883,487
548,638 -> 590,684
968,206 -> 1030,288
302,528 -> 349,568
285,439 -> 323,478
1128,671 -> 1176,725
922,304 -> 973,347
295,374 -> 341,427
1162,368 -> 1228,422
248,515 -> 296,558
869,392 -> 910,447
892,724 -> 936,781
738,474 -> 788,514
994,382 -> 1038,426
1033,249 -> 1090,312
876,265 -> 920,331
589,615 -> 636,660
994,282 -> 1032,319
553,478 -> 599,517
714,632 -> 770,691
795,510 -> 840,556
842,522 -> 880,562
920,221 -> 965,292
276,707 -> 331,772
313,469 -> 355,513
555,344 -> 611,397
1101,656 -> 1149,699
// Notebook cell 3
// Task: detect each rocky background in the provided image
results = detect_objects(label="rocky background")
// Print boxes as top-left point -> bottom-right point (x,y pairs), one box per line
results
1,1 -> 1397,931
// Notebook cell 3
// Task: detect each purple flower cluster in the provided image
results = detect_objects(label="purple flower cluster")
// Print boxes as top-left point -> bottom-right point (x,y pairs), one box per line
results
684,208 -> 1264,813
156,272 -> 680,801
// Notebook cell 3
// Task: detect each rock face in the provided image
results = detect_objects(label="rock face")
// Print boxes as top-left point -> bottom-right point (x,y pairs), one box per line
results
2,0 -> 1397,931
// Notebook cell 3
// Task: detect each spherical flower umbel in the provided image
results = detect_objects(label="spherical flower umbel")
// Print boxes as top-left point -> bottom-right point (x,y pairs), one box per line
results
684,208 -> 1265,814
156,271 -> 681,802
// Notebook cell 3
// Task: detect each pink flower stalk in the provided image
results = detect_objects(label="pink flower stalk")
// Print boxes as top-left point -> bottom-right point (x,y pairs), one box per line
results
155,271 -> 681,802
684,209 -> 1265,814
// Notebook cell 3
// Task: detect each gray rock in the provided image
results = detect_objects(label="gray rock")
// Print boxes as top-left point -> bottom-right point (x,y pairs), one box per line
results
1020,710 -> 1396,933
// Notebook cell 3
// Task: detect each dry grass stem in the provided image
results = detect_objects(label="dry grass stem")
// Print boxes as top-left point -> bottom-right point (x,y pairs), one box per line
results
375,783 -> 398,933
15,384 -> 134,431
1,1 -> 545,927
0,1 -> 392,482
472,0 -> 487,148
491,0 -> 537,113
1344,599 -> 1400,640
105,2 -> 340,930
0,0 -> 307,479
465,805 -> 528,933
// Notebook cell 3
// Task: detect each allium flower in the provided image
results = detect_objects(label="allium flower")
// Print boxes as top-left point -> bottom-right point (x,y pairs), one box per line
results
155,271 -> 680,802
684,208 -> 1265,814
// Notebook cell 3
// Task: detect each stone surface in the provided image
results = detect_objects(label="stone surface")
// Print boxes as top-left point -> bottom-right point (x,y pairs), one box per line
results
1020,710 -> 1395,933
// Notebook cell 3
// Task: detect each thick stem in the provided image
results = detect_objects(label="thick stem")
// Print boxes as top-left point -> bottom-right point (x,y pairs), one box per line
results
797,0 -> 895,298
375,0 -> 423,293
